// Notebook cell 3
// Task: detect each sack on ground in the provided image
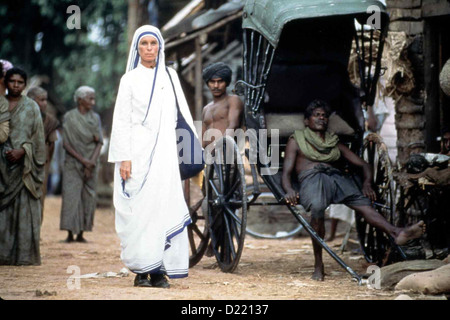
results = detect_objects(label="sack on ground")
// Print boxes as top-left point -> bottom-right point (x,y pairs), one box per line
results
395,263 -> 450,295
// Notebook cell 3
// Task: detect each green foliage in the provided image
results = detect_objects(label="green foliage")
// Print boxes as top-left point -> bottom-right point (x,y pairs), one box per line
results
0,0 -> 129,113
51,1 -> 129,112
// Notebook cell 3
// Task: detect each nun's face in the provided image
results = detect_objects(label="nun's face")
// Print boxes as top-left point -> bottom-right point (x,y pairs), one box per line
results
138,35 -> 159,68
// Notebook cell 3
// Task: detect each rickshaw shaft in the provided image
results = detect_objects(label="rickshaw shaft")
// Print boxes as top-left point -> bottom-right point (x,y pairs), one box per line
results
287,205 -> 363,285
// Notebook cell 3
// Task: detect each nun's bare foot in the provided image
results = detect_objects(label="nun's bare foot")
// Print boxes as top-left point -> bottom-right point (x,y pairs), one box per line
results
395,221 -> 426,245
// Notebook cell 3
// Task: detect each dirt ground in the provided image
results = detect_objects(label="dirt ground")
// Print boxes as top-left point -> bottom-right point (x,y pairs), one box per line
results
0,195 -> 430,301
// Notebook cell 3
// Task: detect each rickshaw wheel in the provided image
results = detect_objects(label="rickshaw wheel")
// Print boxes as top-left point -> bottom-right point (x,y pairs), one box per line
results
246,184 -> 304,239
187,196 -> 210,268
206,136 -> 247,272
356,133 -> 397,266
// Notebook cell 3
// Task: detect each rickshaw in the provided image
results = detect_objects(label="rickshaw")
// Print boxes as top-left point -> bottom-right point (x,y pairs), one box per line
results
187,0 -> 397,284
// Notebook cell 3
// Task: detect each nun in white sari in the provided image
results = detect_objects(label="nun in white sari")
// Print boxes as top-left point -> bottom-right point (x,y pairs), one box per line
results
108,25 -> 193,288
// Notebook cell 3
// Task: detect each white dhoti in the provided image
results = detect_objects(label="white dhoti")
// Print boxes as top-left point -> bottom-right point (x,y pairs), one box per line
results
329,204 -> 355,225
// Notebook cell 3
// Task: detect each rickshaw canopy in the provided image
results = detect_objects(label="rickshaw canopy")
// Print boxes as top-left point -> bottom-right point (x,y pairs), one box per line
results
242,0 -> 389,47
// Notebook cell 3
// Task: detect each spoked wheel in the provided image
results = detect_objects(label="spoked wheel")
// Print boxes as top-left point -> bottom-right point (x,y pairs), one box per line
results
187,195 -> 210,268
356,133 -> 398,266
206,136 -> 247,272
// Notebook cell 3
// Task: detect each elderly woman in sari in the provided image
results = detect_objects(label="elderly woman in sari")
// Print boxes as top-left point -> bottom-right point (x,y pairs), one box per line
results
108,25 -> 195,288
0,67 -> 45,265
60,86 -> 103,243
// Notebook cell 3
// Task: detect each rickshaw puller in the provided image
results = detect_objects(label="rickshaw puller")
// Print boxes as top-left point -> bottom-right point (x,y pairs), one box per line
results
201,62 -> 243,148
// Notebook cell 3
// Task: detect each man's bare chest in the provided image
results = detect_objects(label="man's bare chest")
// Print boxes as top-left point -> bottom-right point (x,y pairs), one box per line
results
206,103 -> 229,121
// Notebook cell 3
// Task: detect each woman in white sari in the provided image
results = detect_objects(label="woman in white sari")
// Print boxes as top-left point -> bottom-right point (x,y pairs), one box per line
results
108,25 -> 194,288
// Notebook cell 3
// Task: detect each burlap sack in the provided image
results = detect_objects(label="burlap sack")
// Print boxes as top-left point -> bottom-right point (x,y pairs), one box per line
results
395,263 -> 450,295
440,58 -> 450,97
379,259 -> 445,289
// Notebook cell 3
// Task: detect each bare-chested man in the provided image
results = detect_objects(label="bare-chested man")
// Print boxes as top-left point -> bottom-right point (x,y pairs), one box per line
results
282,99 -> 426,281
201,62 -> 243,147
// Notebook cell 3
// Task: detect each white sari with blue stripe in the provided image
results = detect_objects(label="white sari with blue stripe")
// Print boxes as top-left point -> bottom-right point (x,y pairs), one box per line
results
108,25 -> 194,278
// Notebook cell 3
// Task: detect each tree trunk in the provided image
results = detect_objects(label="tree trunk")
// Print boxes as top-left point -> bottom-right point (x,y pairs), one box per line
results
127,0 -> 150,47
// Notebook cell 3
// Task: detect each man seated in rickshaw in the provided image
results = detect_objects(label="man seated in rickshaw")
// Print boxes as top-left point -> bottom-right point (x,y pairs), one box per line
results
282,99 -> 426,281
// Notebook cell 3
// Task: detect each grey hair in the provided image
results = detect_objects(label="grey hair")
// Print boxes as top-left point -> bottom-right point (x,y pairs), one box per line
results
74,86 -> 95,103
27,86 -> 47,99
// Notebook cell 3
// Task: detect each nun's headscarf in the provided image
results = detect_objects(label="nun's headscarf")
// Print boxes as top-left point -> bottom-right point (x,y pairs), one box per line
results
202,62 -> 232,86
126,25 -> 165,72
125,25 -> 168,124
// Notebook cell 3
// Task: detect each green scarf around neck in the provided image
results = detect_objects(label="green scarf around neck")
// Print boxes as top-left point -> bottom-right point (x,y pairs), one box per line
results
293,127 -> 341,162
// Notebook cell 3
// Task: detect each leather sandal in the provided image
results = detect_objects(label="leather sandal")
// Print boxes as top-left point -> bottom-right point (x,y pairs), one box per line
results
150,273 -> 170,288
134,273 -> 152,287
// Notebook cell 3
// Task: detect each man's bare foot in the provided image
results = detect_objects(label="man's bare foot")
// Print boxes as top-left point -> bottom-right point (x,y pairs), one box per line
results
395,220 -> 426,245
64,236 -> 74,243
76,236 -> 87,243
75,232 -> 87,243
64,232 -> 74,243
311,265 -> 325,281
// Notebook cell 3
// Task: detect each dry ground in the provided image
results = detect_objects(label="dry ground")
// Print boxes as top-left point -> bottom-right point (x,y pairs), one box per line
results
0,195 -> 426,301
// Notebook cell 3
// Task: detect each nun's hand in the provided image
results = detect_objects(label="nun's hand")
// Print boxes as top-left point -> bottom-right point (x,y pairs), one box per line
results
120,161 -> 132,180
